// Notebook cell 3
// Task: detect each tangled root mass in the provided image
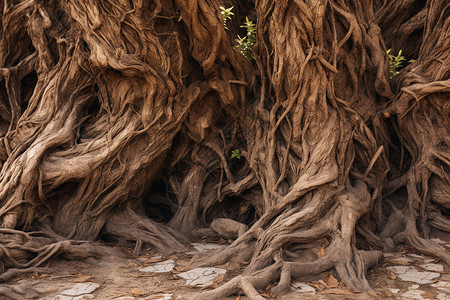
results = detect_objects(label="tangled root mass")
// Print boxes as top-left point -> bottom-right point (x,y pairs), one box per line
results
0,0 -> 448,299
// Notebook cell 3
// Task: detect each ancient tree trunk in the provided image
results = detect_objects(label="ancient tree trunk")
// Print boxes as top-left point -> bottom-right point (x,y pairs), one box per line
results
0,0 -> 251,288
379,0 -> 450,264
0,0 -> 449,299
375,0 -> 426,59
189,0 -> 392,298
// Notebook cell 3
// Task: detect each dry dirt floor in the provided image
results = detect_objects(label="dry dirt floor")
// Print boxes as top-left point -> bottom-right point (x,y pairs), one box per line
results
2,231 -> 449,300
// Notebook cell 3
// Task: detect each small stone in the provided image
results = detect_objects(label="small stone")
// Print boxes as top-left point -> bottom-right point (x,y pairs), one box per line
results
431,281 -> 450,292
60,282 -> 100,296
401,289 -> 426,300
388,266 -> 440,284
139,259 -> 175,273
389,288 -> 400,294
420,263 -> 444,272
291,282 -> 316,293
178,267 -> 226,287
437,293 -> 448,300
53,295 -> 94,300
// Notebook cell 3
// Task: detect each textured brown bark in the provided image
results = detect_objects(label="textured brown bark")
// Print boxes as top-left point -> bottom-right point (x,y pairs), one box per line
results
0,0 -> 448,299
379,0 -> 450,265
188,0 -> 391,297
375,0 -> 426,59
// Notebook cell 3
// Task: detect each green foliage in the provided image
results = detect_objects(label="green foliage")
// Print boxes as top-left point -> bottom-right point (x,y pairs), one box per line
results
235,17 -> 256,60
231,149 -> 241,159
387,49 -> 406,79
219,6 -> 256,60
220,6 -> 234,30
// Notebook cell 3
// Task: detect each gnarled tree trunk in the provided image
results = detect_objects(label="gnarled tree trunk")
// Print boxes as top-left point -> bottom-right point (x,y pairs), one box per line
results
0,0 -> 449,299
379,0 -> 450,265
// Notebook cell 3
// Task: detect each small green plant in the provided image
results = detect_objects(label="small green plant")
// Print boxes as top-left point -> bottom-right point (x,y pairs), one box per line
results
231,149 -> 241,159
220,6 -> 234,30
387,49 -> 406,79
236,17 -> 256,60
219,6 -> 256,61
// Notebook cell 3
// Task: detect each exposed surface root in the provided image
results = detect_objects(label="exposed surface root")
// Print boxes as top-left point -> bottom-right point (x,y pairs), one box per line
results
188,182 -> 383,298
185,262 -> 282,300
0,228 -> 115,275
0,267 -> 52,283
103,208 -> 188,256
1,0 -> 249,280
0,0 -> 448,297
186,0 -> 391,296
0,284 -> 39,300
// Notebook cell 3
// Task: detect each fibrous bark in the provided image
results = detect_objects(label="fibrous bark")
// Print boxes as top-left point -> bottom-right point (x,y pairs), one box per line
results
0,0 -> 252,290
375,0 -> 426,59
187,0 -> 392,298
379,0 -> 450,265
0,0 -> 449,299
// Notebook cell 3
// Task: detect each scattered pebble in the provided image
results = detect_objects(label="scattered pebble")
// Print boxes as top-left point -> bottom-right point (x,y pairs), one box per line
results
53,295 -> 94,300
389,288 -> 400,294
291,282 -> 316,294
420,263 -> 444,272
388,266 -> 440,284
59,282 -> 99,296
139,259 -> 175,273
178,267 -> 226,287
431,281 -> 450,292
401,289 -> 427,300
437,293 -> 448,300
